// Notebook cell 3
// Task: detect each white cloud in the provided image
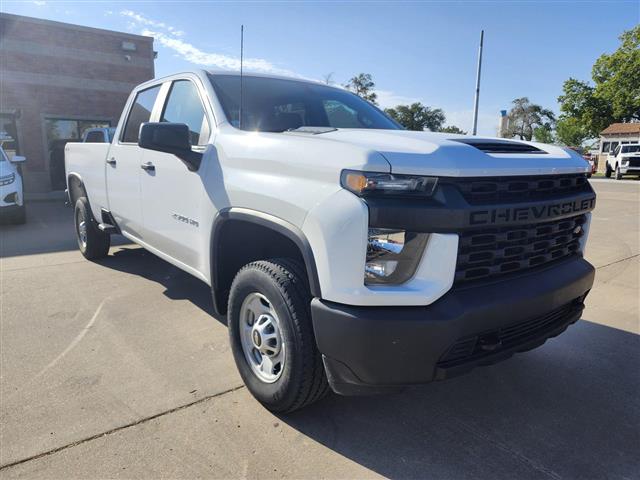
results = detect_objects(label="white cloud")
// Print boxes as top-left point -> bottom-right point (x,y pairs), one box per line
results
121,10 -> 184,37
143,29 -> 301,77
122,10 -> 302,77
376,90 -> 422,109
33,1 -> 46,5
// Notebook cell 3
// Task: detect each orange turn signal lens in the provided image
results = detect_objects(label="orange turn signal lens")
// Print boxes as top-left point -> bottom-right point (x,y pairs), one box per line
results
344,172 -> 368,193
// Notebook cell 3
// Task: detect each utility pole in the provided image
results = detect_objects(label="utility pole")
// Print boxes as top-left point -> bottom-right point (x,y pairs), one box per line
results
239,25 -> 244,130
472,30 -> 484,136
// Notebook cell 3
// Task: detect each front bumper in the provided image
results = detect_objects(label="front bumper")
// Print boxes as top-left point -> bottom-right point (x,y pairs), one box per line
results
312,257 -> 594,395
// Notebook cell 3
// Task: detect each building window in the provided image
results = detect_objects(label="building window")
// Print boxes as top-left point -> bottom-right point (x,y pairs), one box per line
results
44,118 -> 111,190
602,142 -> 611,153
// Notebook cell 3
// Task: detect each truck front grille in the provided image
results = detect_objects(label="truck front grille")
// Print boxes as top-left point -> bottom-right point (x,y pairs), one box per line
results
455,214 -> 586,284
446,173 -> 589,205
626,157 -> 640,168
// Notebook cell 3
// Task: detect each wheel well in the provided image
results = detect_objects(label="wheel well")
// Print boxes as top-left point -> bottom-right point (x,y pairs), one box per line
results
212,219 -> 311,315
67,175 -> 86,205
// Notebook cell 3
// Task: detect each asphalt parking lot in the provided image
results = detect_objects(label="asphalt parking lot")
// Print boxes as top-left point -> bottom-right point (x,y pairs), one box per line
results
1,179 -> 638,479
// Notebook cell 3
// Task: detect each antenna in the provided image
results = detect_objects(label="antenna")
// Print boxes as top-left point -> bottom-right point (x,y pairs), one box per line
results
472,30 -> 484,136
239,25 -> 244,130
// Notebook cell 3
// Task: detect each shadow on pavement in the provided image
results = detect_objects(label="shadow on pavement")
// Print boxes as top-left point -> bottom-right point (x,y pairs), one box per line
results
282,320 -> 640,479
98,246 -> 225,325
0,201 -> 128,257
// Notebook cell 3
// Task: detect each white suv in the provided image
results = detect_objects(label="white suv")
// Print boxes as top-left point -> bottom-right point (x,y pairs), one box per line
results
606,143 -> 640,179
0,146 -> 26,224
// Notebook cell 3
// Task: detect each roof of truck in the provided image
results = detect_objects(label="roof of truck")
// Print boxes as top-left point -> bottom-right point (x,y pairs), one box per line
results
206,70 -> 323,85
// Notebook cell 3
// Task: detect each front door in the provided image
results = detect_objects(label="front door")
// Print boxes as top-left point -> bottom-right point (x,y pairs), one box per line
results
139,78 -> 212,271
106,84 -> 162,240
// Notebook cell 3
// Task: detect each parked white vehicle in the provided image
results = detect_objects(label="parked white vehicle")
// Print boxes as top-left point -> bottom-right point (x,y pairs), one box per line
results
0,145 -> 26,224
606,143 -> 640,179
65,71 -> 596,412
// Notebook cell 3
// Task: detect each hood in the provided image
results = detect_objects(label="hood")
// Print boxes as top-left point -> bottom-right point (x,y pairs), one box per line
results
315,129 -> 590,177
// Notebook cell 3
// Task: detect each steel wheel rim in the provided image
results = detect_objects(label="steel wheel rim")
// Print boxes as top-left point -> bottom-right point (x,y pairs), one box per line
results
239,292 -> 285,383
76,209 -> 87,249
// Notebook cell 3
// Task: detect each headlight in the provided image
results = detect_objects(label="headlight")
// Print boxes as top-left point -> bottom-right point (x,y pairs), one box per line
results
341,170 -> 438,197
0,173 -> 15,186
365,228 -> 429,285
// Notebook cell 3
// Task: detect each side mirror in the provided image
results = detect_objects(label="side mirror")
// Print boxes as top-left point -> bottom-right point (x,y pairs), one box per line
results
10,155 -> 26,164
138,122 -> 202,171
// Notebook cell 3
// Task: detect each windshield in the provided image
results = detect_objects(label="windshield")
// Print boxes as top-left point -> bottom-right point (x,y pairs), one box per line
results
208,74 -> 401,132
621,145 -> 640,153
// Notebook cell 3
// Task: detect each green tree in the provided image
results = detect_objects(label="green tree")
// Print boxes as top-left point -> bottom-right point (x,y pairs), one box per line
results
345,73 -> 378,104
505,97 -> 555,141
533,125 -> 555,144
384,103 -> 445,131
555,117 -> 590,146
558,25 -> 640,137
439,125 -> 467,135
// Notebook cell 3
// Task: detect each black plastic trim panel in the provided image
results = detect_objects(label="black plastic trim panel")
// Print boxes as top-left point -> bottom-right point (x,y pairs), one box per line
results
311,257 -> 595,395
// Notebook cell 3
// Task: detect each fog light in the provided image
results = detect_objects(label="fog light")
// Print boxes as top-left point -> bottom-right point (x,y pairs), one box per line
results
365,229 -> 429,285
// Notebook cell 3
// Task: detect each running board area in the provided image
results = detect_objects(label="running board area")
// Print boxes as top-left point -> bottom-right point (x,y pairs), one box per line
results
99,209 -> 120,234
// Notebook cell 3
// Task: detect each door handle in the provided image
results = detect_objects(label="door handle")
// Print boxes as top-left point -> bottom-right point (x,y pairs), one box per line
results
106,157 -> 116,166
140,162 -> 155,172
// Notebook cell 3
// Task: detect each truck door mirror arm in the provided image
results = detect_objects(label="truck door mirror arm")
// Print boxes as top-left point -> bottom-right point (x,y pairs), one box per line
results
138,122 -> 202,171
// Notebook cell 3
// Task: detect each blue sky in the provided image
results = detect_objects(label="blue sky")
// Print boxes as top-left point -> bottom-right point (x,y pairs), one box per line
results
3,0 -> 638,135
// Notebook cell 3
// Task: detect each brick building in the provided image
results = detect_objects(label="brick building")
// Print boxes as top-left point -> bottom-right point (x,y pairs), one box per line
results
0,13 -> 155,192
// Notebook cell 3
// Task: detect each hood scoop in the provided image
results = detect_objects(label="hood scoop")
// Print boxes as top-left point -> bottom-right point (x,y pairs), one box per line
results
452,139 -> 545,154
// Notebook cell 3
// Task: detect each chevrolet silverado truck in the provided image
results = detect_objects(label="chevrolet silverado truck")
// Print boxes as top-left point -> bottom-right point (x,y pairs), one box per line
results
605,143 -> 640,179
65,71 -> 596,412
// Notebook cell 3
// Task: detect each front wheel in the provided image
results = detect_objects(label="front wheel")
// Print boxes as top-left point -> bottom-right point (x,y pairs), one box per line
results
615,166 -> 623,180
74,197 -> 110,260
227,259 -> 329,412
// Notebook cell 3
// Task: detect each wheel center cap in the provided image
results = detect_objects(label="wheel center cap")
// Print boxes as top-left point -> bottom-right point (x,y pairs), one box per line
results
252,330 -> 262,347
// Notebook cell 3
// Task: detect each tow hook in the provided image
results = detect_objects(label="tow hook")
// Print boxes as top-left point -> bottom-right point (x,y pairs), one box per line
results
478,333 -> 502,352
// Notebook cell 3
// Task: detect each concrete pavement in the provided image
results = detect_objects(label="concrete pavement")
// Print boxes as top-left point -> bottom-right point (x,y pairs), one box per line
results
1,180 -> 638,479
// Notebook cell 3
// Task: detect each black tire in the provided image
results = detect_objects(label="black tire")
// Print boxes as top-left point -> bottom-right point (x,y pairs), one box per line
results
605,163 -> 612,178
74,197 -> 110,260
615,165 -> 623,180
228,259 -> 329,412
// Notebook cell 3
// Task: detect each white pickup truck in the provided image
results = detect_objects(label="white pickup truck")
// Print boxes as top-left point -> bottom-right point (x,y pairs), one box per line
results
605,143 -> 640,179
66,70 -> 596,412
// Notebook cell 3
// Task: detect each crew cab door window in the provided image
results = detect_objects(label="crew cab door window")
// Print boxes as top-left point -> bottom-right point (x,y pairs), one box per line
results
160,80 -> 210,146
121,85 -> 162,143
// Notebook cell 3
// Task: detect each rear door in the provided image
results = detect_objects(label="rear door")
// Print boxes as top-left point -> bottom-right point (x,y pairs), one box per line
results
106,84 -> 163,239
139,77 -> 213,271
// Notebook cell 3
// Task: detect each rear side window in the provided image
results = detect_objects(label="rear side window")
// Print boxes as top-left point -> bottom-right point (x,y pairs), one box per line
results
161,80 -> 209,146
122,85 -> 161,143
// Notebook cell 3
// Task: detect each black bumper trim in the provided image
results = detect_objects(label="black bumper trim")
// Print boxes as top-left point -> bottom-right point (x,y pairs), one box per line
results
311,257 -> 595,395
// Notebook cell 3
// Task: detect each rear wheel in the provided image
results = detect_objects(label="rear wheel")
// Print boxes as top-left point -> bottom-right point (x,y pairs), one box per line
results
74,197 -> 110,260
227,259 -> 329,412
605,163 -> 612,178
